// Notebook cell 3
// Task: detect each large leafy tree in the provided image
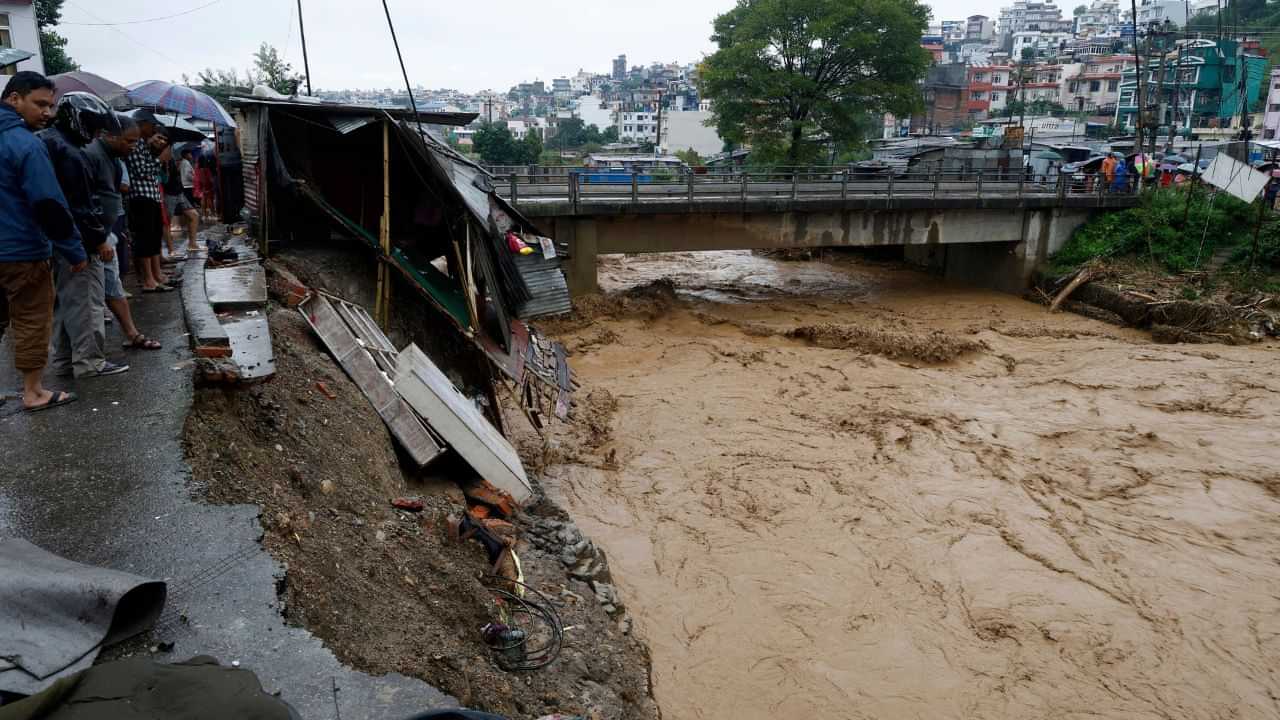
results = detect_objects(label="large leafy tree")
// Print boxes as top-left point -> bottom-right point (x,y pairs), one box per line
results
35,0 -> 78,74
701,0 -> 930,165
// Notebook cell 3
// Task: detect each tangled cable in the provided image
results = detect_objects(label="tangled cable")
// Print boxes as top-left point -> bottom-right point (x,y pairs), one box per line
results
481,576 -> 564,671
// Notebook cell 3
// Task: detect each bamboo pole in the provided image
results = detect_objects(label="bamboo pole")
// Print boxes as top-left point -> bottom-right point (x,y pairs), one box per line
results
376,119 -> 392,328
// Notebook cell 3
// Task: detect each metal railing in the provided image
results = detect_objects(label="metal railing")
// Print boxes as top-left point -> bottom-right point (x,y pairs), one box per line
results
490,167 -> 1135,210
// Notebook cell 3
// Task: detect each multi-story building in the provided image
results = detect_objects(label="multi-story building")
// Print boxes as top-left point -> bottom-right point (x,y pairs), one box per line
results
917,63 -> 970,133
966,15 -> 995,41
1116,39 -> 1269,132
941,19 -> 967,44
1075,0 -> 1121,35
1136,0 -> 1187,27
0,1 -> 44,75
998,1 -> 1073,37
618,110 -> 658,142
1012,30 -> 1072,58
1263,68 -> 1280,140
1063,54 -> 1132,112
612,55 -> 627,81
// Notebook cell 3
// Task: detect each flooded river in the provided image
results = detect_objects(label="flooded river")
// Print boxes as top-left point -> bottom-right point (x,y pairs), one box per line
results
540,251 -> 1280,720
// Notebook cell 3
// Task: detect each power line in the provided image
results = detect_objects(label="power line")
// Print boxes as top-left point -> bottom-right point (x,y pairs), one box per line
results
61,0 -> 225,26
63,1 -> 185,65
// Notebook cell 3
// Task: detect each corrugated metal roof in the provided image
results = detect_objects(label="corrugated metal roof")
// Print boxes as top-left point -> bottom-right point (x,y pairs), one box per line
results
328,114 -> 376,135
229,96 -> 477,126
512,252 -> 571,319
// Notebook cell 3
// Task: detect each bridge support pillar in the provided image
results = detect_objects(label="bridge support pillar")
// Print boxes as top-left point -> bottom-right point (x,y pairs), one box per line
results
939,208 -> 1092,292
560,219 -> 599,295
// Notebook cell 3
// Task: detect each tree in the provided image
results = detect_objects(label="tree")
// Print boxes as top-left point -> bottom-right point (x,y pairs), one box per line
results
252,43 -> 302,95
1073,4 -> 1088,15
520,130 -> 544,165
600,126 -> 620,144
473,122 -> 524,165
675,148 -> 705,166
188,68 -> 252,105
701,0 -> 930,166
35,0 -> 78,74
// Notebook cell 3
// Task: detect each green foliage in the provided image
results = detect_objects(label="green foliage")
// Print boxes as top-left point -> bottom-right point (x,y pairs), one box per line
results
1231,217 -> 1280,270
189,68 -> 252,105
1073,4 -> 1087,15
700,0 -> 930,166
638,140 -> 655,154
252,43 -> 302,95
600,126 -> 619,144
35,0 -> 77,74
554,117 -> 609,148
675,148 -> 704,166
1051,188 -> 1255,273
1005,99 -> 1067,117
473,123 -> 544,165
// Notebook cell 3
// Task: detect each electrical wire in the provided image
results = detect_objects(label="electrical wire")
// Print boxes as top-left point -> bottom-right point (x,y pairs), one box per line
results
62,0 -> 225,26
65,1 -> 185,66
482,575 -> 564,672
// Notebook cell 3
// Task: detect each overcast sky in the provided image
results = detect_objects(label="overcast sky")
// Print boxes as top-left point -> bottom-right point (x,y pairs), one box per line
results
61,0 -> 1004,93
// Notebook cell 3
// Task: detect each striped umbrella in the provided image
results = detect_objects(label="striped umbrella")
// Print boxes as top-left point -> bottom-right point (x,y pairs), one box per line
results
126,80 -> 236,128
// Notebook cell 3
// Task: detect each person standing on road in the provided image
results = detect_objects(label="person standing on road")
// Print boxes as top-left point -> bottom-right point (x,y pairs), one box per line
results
161,144 -> 200,255
85,113 -> 161,352
40,91 -> 130,379
0,72 -> 87,411
123,109 -> 174,292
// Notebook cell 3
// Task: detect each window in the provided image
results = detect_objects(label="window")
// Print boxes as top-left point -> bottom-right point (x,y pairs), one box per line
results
1090,80 -> 1101,91
991,92 -> 1002,101
1270,104 -> 1280,112
0,13 -> 11,77
1108,80 -> 1118,91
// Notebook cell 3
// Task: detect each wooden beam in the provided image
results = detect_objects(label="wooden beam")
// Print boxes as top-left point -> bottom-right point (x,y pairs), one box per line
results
376,118 -> 393,327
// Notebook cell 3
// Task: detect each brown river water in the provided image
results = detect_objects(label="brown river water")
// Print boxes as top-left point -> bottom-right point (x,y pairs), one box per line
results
539,251 -> 1280,720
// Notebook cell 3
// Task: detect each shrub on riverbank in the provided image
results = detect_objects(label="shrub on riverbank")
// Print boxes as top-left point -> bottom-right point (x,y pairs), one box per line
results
1051,188 -> 1255,273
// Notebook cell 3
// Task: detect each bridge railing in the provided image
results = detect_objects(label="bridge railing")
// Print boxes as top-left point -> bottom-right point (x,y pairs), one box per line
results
491,167 -> 1130,208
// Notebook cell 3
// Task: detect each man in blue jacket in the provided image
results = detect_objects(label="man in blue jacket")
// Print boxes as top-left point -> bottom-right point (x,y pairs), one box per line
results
0,71 -> 86,411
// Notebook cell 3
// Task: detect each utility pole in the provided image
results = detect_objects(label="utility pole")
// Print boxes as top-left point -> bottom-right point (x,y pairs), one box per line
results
296,0 -> 313,95
1235,42 -> 1251,141
654,89 -> 665,157
1129,0 -> 1146,179
1171,39 -> 1184,148
1153,25 -> 1168,158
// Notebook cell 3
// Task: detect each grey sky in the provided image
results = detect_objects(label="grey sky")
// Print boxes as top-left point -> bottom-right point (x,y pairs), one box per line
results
61,0 -> 1005,93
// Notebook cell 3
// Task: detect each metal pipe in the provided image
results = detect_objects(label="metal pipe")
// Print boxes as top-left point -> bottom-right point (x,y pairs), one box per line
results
296,0 -> 313,95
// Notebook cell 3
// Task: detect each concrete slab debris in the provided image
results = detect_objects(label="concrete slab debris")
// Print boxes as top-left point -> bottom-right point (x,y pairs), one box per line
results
206,265 -> 268,310
223,316 -> 276,382
181,255 -> 229,349
394,343 -> 533,503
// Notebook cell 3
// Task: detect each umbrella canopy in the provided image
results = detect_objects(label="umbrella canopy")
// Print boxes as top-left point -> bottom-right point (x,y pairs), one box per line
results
1032,149 -> 1064,160
50,71 -> 129,109
1164,154 -> 1189,164
1176,163 -> 1197,173
0,48 -> 34,67
126,80 -> 235,128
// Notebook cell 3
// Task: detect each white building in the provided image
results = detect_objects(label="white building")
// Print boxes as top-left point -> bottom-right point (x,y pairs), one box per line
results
660,110 -> 722,157
998,0 -> 1073,37
1075,0 -> 1121,35
573,94 -> 616,133
618,110 -> 658,142
1,1 -> 44,75
1136,0 -> 1187,26
1263,68 -> 1280,140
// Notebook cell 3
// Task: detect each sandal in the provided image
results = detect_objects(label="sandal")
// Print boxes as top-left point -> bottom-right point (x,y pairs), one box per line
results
123,333 -> 162,350
25,390 -> 78,413
142,284 -> 176,293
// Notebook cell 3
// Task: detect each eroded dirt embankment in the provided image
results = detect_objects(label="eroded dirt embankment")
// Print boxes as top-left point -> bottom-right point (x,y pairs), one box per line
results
536,251 -> 1280,720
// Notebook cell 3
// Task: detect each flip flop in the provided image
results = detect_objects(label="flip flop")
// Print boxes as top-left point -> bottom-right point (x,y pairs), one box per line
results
25,390 -> 78,413
123,333 -> 162,350
142,285 -> 176,293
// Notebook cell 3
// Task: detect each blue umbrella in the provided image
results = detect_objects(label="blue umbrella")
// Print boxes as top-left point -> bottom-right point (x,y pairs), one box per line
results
126,80 -> 236,128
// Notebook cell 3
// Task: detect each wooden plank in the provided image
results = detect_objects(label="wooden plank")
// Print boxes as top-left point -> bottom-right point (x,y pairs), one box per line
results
300,296 -> 445,468
181,255 -> 230,347
223,316 -> 276,381
394,343 -> 533,503
206,265 -> 267,309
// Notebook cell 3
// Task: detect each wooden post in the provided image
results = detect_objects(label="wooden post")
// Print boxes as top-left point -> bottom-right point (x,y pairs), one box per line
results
376,119 -> 392,328
841,169 -> 849,200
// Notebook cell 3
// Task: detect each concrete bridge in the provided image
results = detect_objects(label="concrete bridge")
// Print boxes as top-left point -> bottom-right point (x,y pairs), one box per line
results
493,169 -> 1140,294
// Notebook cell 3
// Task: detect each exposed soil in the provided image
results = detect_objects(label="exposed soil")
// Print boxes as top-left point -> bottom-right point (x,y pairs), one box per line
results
184,288 -> 657,719
536,251 -> 1280,720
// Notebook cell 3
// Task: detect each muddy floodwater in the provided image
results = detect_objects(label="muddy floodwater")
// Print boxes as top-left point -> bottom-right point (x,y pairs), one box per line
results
541,251 -> 1280,720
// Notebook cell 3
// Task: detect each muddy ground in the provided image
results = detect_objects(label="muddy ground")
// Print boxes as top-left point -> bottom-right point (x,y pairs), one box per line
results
530,250 -> 1280,720
184,289 -> 657,719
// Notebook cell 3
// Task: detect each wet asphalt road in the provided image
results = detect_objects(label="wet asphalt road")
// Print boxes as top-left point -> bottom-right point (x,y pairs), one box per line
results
0,269 -> 455,719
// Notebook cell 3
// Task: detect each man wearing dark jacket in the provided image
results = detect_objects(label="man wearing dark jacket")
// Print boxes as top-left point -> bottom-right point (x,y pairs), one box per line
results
39,91 -> 129,379
0,71 -> 86,411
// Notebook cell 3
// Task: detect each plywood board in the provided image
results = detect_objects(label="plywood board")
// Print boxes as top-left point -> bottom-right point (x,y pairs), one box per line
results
395,343 -> 533,503
206,265 -> 268,309
300,295 -> 445,468
1202,153 -> 1270,203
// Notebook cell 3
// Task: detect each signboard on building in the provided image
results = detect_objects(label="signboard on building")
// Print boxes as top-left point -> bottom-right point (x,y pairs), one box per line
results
1003,126 -> 1024,148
